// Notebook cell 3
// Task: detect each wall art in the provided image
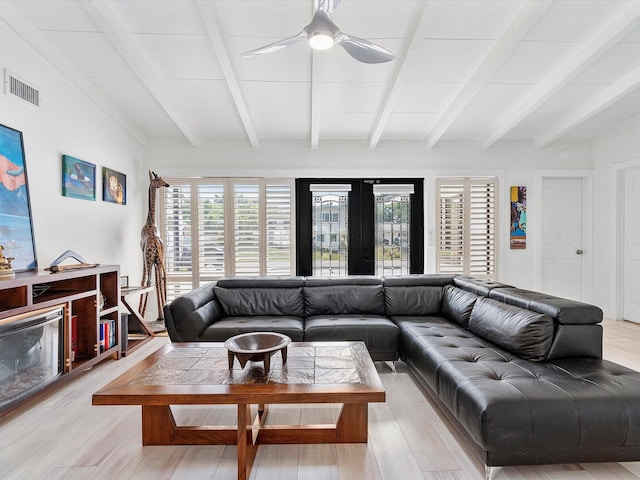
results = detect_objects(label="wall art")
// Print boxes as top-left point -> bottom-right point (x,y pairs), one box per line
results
0,123 -> 38,271
62,154 -> 96,200
102,167 -> 126,205
510,185 -> 526,249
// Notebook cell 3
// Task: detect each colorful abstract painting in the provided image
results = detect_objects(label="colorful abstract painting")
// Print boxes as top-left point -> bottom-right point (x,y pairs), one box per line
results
510,185 -> 526,249
0,123 -> 38,271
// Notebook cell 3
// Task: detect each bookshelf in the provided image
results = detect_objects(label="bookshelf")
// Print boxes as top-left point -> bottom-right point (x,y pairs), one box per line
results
0,265 -> 120,415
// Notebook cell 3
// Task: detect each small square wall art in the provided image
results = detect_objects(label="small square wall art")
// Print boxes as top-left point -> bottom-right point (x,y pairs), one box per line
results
510,185 -> 526,249
102,167 -> 126,205
62,155 -> 96,201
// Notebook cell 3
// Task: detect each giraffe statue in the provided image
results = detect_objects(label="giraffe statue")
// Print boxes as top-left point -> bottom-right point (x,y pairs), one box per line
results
139,171 -> 170,321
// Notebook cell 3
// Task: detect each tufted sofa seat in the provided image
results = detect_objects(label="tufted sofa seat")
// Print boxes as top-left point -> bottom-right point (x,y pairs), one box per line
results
163,274 -> 640,468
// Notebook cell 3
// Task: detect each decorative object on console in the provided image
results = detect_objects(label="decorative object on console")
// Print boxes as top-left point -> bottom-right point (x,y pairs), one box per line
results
510,185 -> 527,249
62,155 -> 96,201
0,245 -> 14,277
139,171 -> 169,321
0,123 -> 38,272
46,249 -> 99,273
224,332 -> 291,373
102,167 -> 126,205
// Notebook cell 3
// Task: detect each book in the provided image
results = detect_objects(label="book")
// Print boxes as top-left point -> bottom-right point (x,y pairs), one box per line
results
71,315 -> 78,361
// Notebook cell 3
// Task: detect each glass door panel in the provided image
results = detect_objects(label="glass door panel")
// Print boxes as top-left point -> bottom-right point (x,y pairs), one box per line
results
311,186 -> 350,277
375,193 -> 411,276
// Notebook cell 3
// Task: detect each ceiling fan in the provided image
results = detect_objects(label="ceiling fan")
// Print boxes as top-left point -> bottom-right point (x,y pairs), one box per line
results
241,0 -> 395,64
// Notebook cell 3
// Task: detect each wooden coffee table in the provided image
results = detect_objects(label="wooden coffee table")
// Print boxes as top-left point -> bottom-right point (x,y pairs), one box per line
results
92,341 -> 385,480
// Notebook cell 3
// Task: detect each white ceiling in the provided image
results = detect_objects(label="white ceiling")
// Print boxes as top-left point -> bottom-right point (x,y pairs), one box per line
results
4,0 -> 640,150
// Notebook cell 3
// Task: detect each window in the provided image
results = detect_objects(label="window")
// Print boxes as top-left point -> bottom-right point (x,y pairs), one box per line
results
436,177 -> 496,278
159,178 -> 294,300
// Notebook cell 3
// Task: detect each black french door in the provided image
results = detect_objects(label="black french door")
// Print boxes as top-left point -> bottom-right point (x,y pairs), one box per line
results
296,178 -> 424,276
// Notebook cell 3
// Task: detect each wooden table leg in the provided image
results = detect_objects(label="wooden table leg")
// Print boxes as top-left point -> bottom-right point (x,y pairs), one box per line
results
237,404 -> 259,480
336,403 -> 369,443
141,405 -> 176,445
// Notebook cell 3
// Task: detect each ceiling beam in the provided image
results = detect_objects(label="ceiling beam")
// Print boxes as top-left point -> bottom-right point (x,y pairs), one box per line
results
84,0 -> 202,147
480,1 -> 640,149
0,0 -> 148,146
196,1 -> 259,148
310,51 -> 323,149
534,65 -> 640,149
425,1 -> 550,149
368,1 -> 428,149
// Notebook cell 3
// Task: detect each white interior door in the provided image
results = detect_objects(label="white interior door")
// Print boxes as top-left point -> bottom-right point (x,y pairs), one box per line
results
541,178 -> 584,300
623,167 -> 640,323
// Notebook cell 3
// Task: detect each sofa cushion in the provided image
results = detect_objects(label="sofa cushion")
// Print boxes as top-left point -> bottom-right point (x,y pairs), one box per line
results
453,275 -> 513,296
489,287 -> 603,325
442,285 -> 479,327
303,279 -> 385,316
384,285 -> 443,316
214,286 -> 304,317
304,314 -> 399,361
468,297 -> 554,361
199,316 -> 304,342
165,283 -> 221,341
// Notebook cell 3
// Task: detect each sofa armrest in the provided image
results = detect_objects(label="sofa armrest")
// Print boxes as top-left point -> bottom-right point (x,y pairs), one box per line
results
164,282 -> 221,341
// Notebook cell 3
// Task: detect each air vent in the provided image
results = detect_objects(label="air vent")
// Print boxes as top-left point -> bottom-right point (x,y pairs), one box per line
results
5,70 -> 40,107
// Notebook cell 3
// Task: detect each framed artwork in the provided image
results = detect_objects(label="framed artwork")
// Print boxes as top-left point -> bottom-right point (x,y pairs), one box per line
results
0,123 -> 38,271
62,155 -> 96,200
102,167 -> 126,205
510,185 -> 527,249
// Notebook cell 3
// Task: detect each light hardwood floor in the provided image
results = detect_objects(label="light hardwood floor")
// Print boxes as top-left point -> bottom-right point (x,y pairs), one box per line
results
2,319 -> 640,480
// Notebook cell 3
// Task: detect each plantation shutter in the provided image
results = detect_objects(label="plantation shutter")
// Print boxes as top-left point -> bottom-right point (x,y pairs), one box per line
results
265,182 -> 293,275
436,178 -> 497,279
469,181 -> 496,277
437,181 -> 465,275
233,182 -> 261,276
197,183 -> 225,279
161,182 -> 195,298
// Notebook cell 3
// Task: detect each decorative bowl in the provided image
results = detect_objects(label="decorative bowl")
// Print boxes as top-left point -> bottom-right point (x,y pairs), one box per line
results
224,332 -> 291,373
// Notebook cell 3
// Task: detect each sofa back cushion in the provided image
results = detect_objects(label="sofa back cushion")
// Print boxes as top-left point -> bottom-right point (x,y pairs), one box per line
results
489,287 -> 603,325
442,285 -> 479,327
303,277 -> 385,316
213,286 -> 304,317
382,275 -> 453,316
468,297 -> 554,361
384,286 -> 443,316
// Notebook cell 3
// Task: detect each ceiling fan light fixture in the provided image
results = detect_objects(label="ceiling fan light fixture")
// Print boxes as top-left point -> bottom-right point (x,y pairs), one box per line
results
308,31 -> 335,50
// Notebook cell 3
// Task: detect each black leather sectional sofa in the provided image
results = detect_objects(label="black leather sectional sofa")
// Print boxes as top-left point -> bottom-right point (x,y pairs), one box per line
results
163,274 -> 640,470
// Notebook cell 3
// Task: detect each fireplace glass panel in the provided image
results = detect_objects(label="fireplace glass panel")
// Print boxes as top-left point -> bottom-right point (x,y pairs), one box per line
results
0,307 -> 64,410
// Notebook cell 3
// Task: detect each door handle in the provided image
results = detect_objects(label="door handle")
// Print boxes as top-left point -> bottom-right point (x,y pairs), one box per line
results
576,249 -> 583,255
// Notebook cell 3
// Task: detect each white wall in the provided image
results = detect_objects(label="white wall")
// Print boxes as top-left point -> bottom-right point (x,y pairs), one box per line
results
593,114 -> 640,318
146,140 -> 594,291
0,25 -> 146,283
1,18 -> 603,313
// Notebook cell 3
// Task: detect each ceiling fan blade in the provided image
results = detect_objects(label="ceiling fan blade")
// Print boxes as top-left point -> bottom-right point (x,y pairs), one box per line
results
242,32 -> 306,57
336,34 -> 395,63
314,0 -> 342,14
